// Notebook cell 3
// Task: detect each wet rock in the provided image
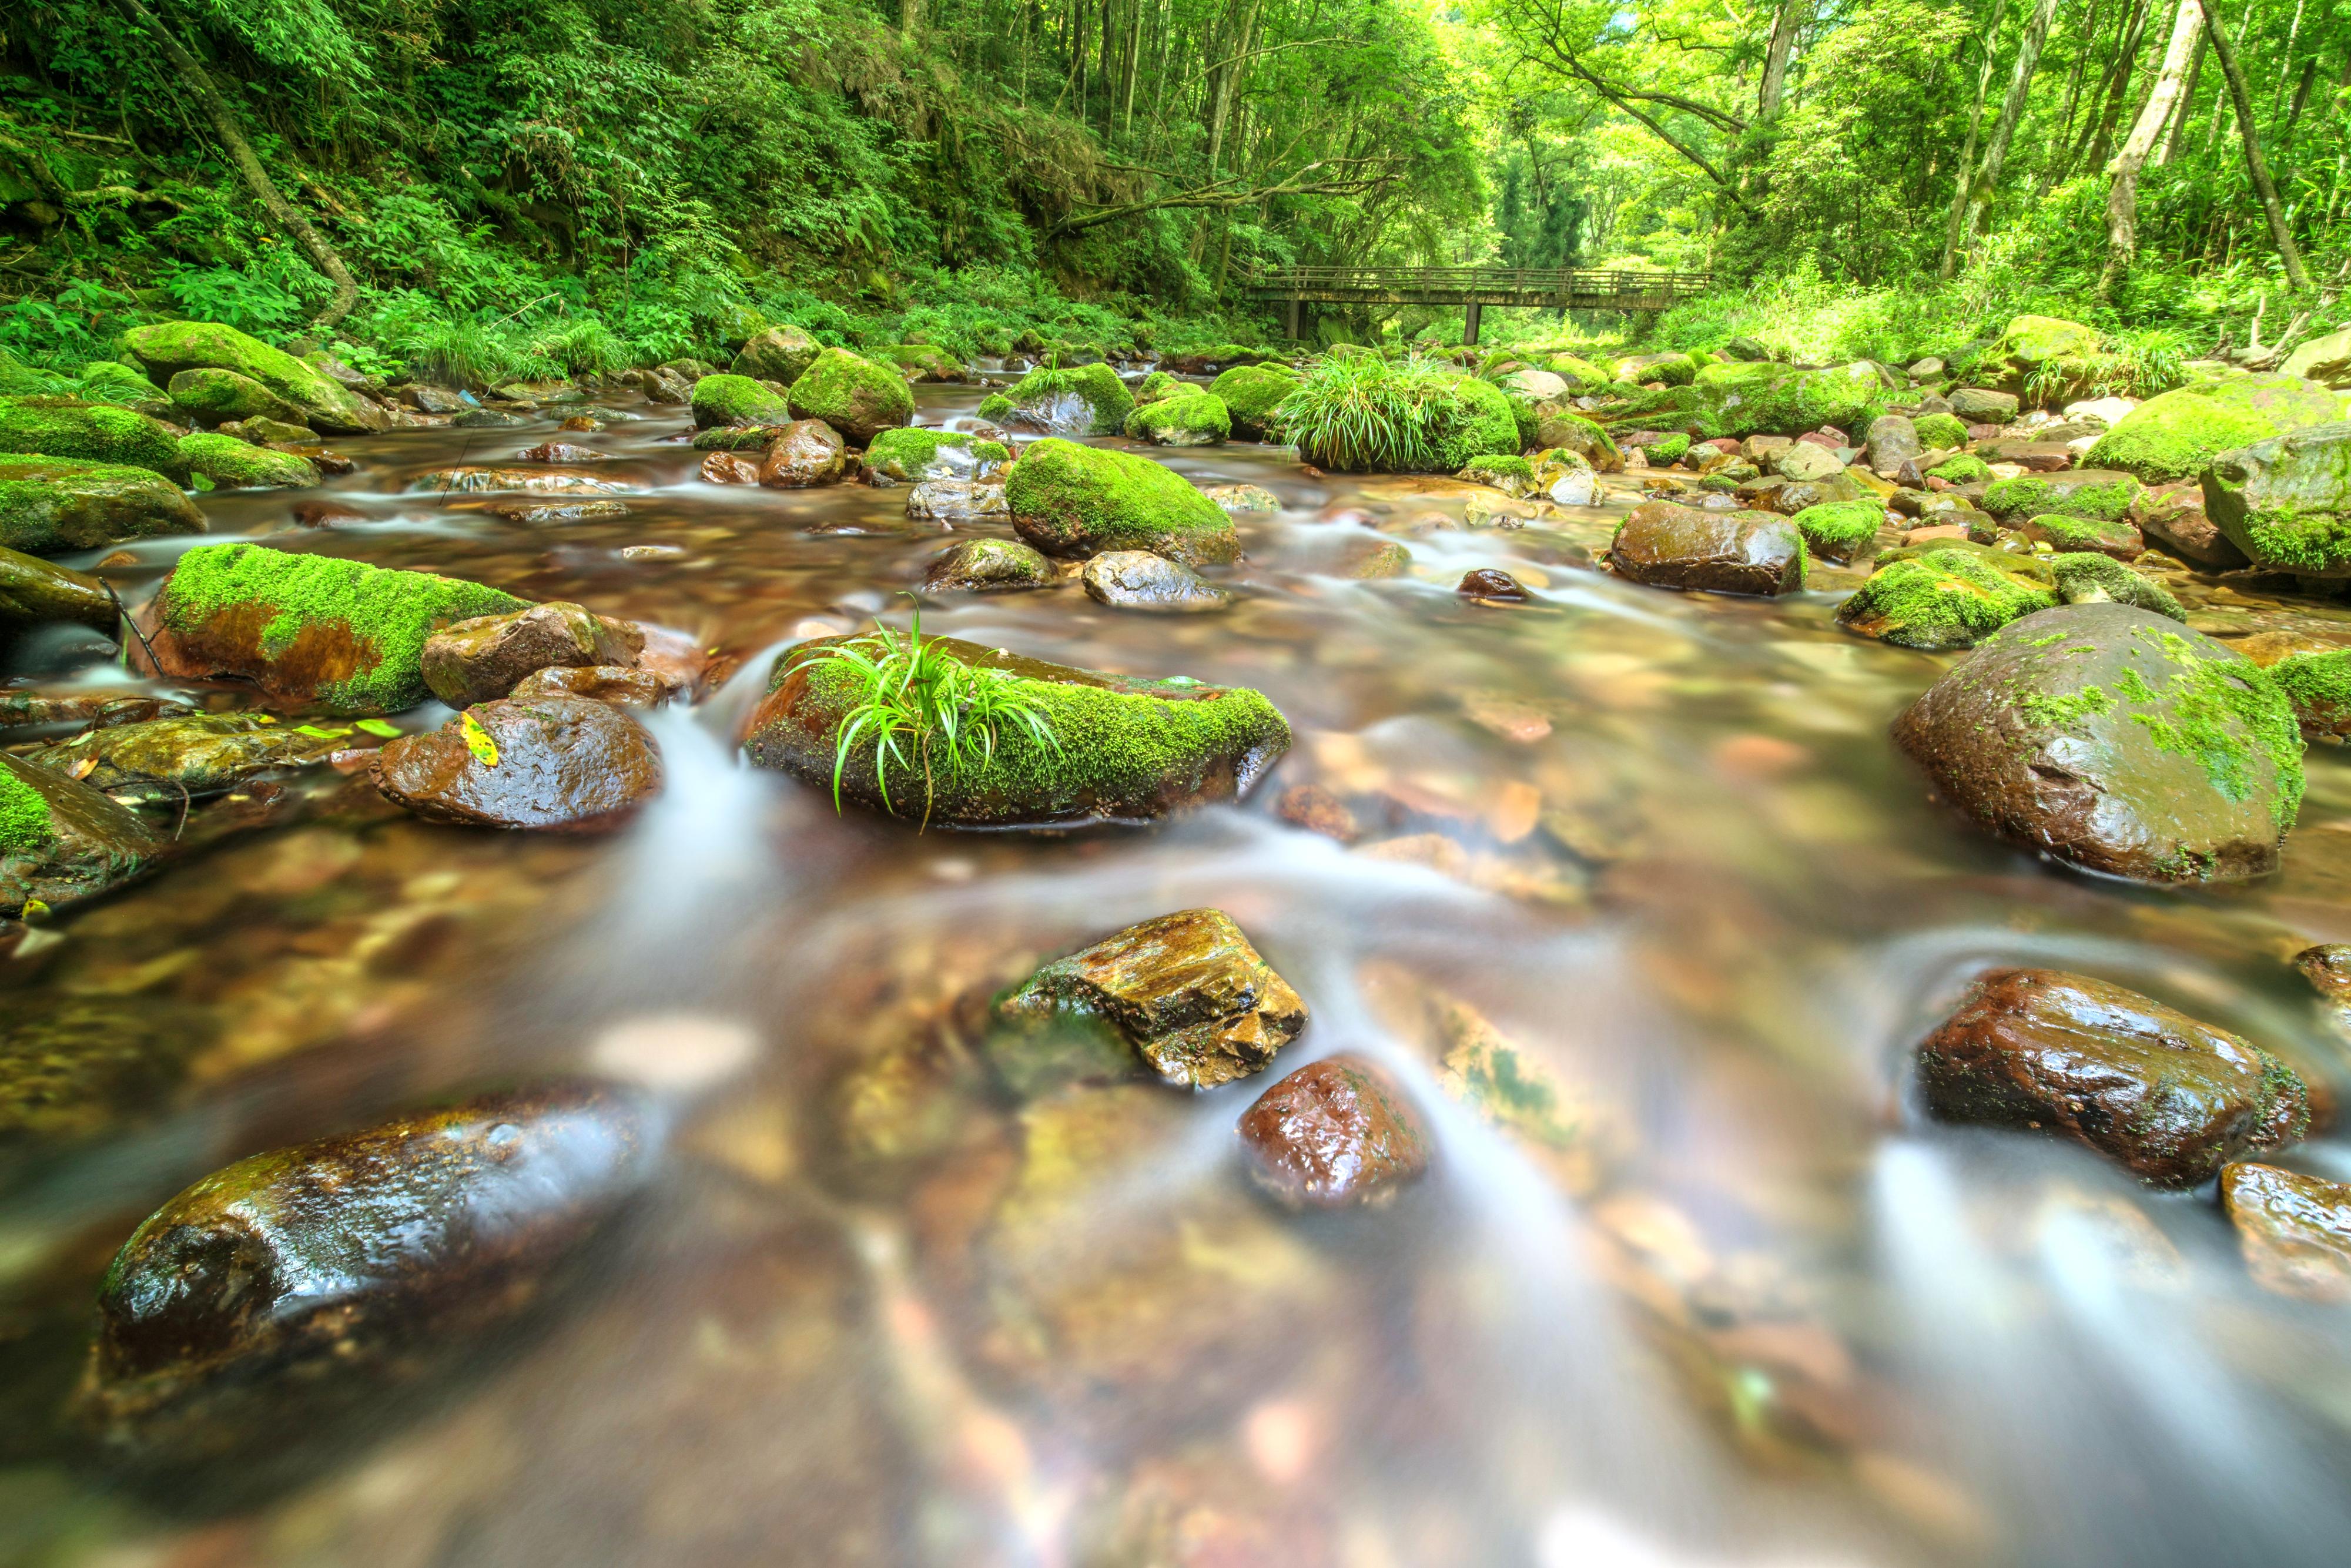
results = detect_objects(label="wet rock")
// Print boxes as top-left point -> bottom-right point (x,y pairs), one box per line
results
1237,1053 -> 1429,1208
2017,513 -> 2144,559
1277,783 -> 1359,841
1342,537 -> 1411,578
922,537 -> 1053,592
401,384 -> 467,414
785,347 -> 913,443
698,450 -> 759,485
2222,1162 -> 2351,1300
15,713 -> 348,803
416,467 -> 628,497
1204,482 -> 1281,514
1,544 -> 117,634
121,320 -> 382,434
507,664 -> 671,708
905,477 -> 1009,523
730,324 -> 821,384
1949,387 -> 2020,423
755,418 -> 847,487
0,456 -> 207,555
2047,552 -> 2183,619
2133,481 -> 2248,569
996,909 -> 1307,1088
1,752 -> 160,916
220,415 -> 316,447
142,543 -> 526,715
516,442 -> 605,463
1607,502 -> 1805,595
371,695 -> 662,830
2293,943 -> 2351,1003
1918,969 -> 2309,1187
1081,550 -> 1230,612
1458,567 -> 1529,601
1773,441 -> 1844,484
76,1081 -> 651,1460
482,498 -> 631,524
1891,604 -> 2302,881
1006,438 -> 1240,565
745,634 -> 1288,826
420,601 -> 644,708
1864,414 -> 1923,478
451,407 -> 527,430
1836,539 -> 2056,649
2203,423 -> 2351,576
1,996 -> 206,1170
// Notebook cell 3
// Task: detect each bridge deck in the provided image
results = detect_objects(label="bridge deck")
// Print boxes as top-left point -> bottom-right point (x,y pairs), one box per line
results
1244,266 -> 1712,343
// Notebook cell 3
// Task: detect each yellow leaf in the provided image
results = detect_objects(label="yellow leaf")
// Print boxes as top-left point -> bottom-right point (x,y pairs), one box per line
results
460,712 -> 500,767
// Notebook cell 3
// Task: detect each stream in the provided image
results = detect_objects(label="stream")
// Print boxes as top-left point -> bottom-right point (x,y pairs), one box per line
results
6,377 -> 2351,1567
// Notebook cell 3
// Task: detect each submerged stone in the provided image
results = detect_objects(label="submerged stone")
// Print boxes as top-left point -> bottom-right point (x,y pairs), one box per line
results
2221,1162 -> 2351,1301
14,713 -> 347,803
0,455 -> 205,555
420,601 -> 644,708
996,908 -> 1307,1088
144,542 -> 527,715
1919,969 -> 2309,1187
922,536 -> 1054,592
416,467 -> 628,497
1,751 -> 160,917
1,997 -> 205,1169
1893,604 -> 2303,882
1203,482 -> 1281,514
1081,550 -> 1230,612
1607,501 -> 1805,595
1237,1053 -> 1428,1208
744,633 -> 1290,827
906,477 -> 1010,524
77,1081 -> 651,1460
1006,438 -> 1241,565
371,695 -> 662,830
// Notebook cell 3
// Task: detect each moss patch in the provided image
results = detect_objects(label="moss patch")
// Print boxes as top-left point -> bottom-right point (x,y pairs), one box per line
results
0,456 -> 205,555
1124,393 -> 1230,445
0,396 -> 187,480
1913,412 -> 1970,448
690,374 -> 792,429
1689,361 -> 1884,438
863,427 -> 973,481
997,363 -> 1134,436
0,764 -> 52,855
1004,438 -> 1238,565
2120,625 -> 2303,824
119,321 -> 373,433
2269,649 -> 2351,736
1835,542 -> 2057,649
1928,453 -> 1992,484
2085,376 -> 2350,483
2049,552 -> 2184,619
178,433 -> 317,491
1982,473 -> 2142,522
1791,500 -> 1883,562
1207,366 -> 1300,440
1643,431 -> 1691,464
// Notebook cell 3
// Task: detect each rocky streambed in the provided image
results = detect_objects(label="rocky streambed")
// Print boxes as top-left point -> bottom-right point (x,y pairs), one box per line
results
4,341 -> 2351,1567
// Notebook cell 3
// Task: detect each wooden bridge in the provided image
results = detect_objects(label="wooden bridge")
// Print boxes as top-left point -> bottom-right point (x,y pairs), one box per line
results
1244,266 -> 1713,344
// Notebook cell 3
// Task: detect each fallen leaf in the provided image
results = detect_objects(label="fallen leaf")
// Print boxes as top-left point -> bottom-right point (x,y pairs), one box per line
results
68,756 -> 98,780
353,718 -> 402,738
460,711 -> 500,767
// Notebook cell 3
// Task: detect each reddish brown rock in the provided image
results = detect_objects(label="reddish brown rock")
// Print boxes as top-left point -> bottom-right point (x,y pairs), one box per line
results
1237,1053 -> 1429,1208
420,602 -> 644,708
508,664 -> 670,708
699,451 -> 759,485
756,418 -> 847,488
2134,481 -> 2249,569
1458,567 -> 1528,601
1918,969 -> 2310,1187
517,442 -> 606,463
2221,1161 -> 2351,1301
370,695 -> 662,830
1607,502 -> 1805,595
1277,783 -> 1359,842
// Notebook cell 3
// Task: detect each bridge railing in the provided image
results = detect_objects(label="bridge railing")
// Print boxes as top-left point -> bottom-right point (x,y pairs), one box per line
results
1244,266 -> 1714,299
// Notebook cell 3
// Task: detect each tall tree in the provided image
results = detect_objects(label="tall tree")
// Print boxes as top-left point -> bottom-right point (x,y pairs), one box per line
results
1939,0 -> 2014,280
1758,0 -> 1803,120
2099,0 -> 2206,296
2201,0 -> 2312,287
1954,0 -> 2061,263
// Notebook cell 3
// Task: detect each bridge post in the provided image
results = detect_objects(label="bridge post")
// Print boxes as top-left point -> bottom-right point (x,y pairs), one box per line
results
1284,297 -> 1300,342
1462,300 -> 1482,346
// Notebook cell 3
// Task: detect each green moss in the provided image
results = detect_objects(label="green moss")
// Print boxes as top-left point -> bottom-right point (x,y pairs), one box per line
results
996,363 -> 1134,436
1207,365 -> 1299,439
0,396 -> 187,480
1004,438 -> 1238,564
166,368 -> 308,427
2019,684 -> 2114,727
1834,543 -> 2057,649
2020,512 -> 2136,554
1913,412 -> 1971,448
863,427 -> 973,481
1459,453 -> 1533,486
2119,625 -> 2303,823
1535,410 -> 1621,468
786,347 -> 915,441
1643,432 -> 1692,464
690,374 -> 793,429
977,393 -> 1014,422
972,440 -> 1010,466
1791,500 -> 1883,562
0,764 -> 52,855
2085,375 -> 2350,483
1690,361 -> 1884,438
1124,393 -> 1230,445
879,343 -> 963,380
1982,474 -> 2142,522
2266,649 -> 2351,735
2048,553 -> 2184,619
1927,453 -> 1991,484
0,456 -> 205,554
178,433 -> 317,491
1616,351 -> 1697,386
155,542 -> 527,714
1133,370 -> 1188,404
118,321 -> 373,433
1548,354 -> 1612,389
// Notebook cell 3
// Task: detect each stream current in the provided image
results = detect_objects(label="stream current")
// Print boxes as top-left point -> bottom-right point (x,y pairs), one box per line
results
6,377 -> 2351,1567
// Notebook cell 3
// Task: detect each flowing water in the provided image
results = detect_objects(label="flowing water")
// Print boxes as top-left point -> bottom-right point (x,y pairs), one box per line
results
6,380 -> 2351,1567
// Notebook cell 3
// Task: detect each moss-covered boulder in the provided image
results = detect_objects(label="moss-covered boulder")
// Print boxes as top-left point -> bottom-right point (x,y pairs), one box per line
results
119,321 -> 380,434
1547,354 -> 1613,389
1005,438 -> 1239,565
1927,453 -> 1992,485
1124,393 -> 1230,447
0,457 -> 205,555
689,373 -> 793,430
2203,423 -> 2351,575
785,348 -> 914,443
996,363 -> 1136,437
1458,453 -> 1536,497
2269,649 -> 2351,737
2,752 -> 160,917
743,635 -> 1291,827
1642,431 -> 1692,465
1616,351 -> 1697,386
729,324 -> 821,384
2084,375 -> 2351,483
0,396 -> 188,481
879,344 -> 965,382
1790,500 -> 1884,563
1913,411 -> 1971,449
2048,552 -> 2185,619
1835,540 -> 2057,649
1689,361 -> 1884,438
1981,469 -> 2144,522
1132,370 -> 1190,405
922,537 -> 1056,593
166,368 -> 309,428
863,427 -> 983,482
1893,603 -> 2303,882
178,433 -> 318,491
1207,365 -> 1299,440
1976,315 -> 2107,404
145,542 -> 527,714
2018,512 -> 2143,559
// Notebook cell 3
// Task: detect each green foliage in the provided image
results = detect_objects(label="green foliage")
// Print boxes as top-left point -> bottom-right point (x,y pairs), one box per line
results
1273,355 -> 1518,473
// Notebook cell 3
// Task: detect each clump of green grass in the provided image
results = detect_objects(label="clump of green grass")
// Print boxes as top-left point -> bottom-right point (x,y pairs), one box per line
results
800,601 -> 1059,827
1273,354 -> 1479,471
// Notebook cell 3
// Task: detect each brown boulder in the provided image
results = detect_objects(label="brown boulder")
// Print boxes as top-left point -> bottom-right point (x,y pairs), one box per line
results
2134,481 -> 2249,569
698,450 -> 758,485
416,467 -> 627,496
1458,567 -> 1529,601
508,664 -> 672,708
420,602 -> 644,708
755,419 -> 846,488
515,442 -> 605,463
2221,1161 -> 2351,1301
1,752 -> 161,916
1237,1053 -> 1429,1208
1918,969 -> 2309,1186
370,695 -> 662,830
1607,502 -> 1805,595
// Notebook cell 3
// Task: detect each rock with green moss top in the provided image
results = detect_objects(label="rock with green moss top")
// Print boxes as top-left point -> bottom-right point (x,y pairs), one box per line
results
1981,469 -> 2144,522
1,752 -> 160,917
178,433 -> 318,491
2268,649 -> 2351,737
1927,453 -> 1992,485
923,537 -> 1056,593
1131,370 -> 1191,406
2085,376 -> 2351,483
119,321 -> 380,434
75,361 -> 170,416
879,344 -> 964,382
2202,423 -> 2351,575
1913,411 -> 1971,449
145,542 -> 527,714
1790,500 -> 1884,563
1643,431 -> 1691,465
1893,602 -> 2303,882
1006,438 -> 1238,565
1533,411 -> 1622,472
1548,354 -> 1613,389
1458,454 -> 1536,497
0,396 -> 189,481
994,363 -> 1134,437
223,416 -> 316,446
0,457 -> 205,555
1689,360 -> 1885,439
2018,512 -> 2142,560
863,427 -> 980,482
166,368 -> 310,428
1836,540 -> 2057,649
976,392 -> 1015,423
691,373 -> 794,430
15,712 -> 350,804
689,423 -> 792,452
2047,552 -> 2185,619
1976,316 -> 2108,404
729,325 -> 821,384
1616,351 -> 1696,386
1124,393 -> 1230,447
1207,366 -> 1299,440
743,634 -> 1291,827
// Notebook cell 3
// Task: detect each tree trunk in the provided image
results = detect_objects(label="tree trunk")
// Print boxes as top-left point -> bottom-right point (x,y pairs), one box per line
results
2099,0 -> 2206,298
2158,31 -> 2204,165
1938,0 -> 2013,280
2065,0 -> 2153,183
110,0 -> 359,333
900,0 -> 922,38
1757,0 -> 1801,120
1956,0 -> 2061,256
2202,0 -> 2312,288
